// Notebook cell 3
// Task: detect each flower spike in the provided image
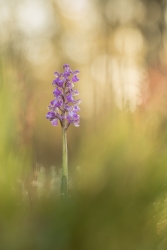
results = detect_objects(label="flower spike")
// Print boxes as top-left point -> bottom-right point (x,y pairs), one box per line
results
46,64 -> 81,129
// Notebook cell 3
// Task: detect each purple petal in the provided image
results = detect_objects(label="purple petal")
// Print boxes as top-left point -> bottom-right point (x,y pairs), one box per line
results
66,94 -> 74,103
63,64 -> 70,69
63,71 -> 71,78
63,64 -> 71,70
54,72 -> 60,77
66,81 -> 74,90
72,89 -> 79,96
52,78 -> 64,87
65,105 -> 73,112
50,98 -> 63,108
73,99 -> 81,105
47,105 -> 55,111
67,111 -> 80,123
46,111 -> 56,120
51,119 -> 58,126
63,64 -> 72,74
73,105 -> 80,112
73,121 -> 80,127
62,103 -> 80,126
72,75 -> 79,82
53,87 -> 62,97
72,70 -> 79,75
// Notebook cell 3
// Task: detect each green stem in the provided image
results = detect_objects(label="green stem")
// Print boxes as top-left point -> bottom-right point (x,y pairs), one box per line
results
61,128 -> 68,197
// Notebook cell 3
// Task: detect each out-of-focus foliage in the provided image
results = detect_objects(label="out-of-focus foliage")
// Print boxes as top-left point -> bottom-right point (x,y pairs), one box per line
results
1,0 -> 167,249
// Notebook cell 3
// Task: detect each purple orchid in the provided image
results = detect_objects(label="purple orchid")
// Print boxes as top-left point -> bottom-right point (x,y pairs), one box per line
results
46,64 -> 81,129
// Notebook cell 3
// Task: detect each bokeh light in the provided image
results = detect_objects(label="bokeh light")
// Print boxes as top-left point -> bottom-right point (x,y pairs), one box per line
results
1,0 -> 167,249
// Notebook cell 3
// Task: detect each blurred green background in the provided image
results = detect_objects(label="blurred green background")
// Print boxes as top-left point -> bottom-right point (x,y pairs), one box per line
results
1,0 -> 167,249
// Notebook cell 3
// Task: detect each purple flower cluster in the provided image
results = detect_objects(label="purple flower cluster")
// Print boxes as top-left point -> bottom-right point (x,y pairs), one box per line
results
46,64 -> 81,129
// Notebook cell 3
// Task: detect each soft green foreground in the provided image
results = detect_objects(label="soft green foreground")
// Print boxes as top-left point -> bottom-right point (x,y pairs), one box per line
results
0,59 -> 167,250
